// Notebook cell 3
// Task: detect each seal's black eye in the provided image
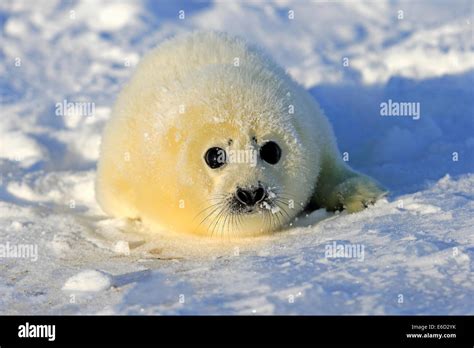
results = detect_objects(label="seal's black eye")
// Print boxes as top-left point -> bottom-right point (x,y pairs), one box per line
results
204,147 -> 226,169
260,141 -> 282,165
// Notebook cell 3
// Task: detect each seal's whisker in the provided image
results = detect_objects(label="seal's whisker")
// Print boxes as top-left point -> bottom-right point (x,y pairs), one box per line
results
237,213 -> 244,237
197,204 -> 224,234
210,205 -> 227,237
271,212 -> 277,232
208,208 -> 221,237
225,210 -> 232,239
193,201 -> 225,221
227,213 -> 235,239
266,209 -> 274,232
230,211 -> 238,238
272,209 -> 281,230
276,211 -> 285,229
199,204 -> 222,225
221,208 -> 230,238
267,211 -> 273,233
195,188 -> 298,236
275,200 -> 292,222
267,209 -> 274,233
275,199 -> 295,220
262,210 -> 270,234
207,207 -> 221,238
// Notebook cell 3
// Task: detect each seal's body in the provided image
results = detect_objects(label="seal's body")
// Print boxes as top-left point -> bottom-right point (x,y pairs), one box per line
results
96,32 -> 385,237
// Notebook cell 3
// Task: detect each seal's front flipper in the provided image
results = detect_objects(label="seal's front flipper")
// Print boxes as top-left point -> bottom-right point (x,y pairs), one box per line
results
327,175 -> 387,213
312,163 -> 387,213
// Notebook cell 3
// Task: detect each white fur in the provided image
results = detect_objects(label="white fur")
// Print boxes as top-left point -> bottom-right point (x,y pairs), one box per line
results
96,31 -> 385,237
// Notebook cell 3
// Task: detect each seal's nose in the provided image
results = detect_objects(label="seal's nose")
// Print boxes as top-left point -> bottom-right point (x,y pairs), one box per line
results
235,185 -> 266,206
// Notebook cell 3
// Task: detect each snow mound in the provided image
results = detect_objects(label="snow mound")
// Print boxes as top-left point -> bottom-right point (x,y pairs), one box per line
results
63,270 -> 111,292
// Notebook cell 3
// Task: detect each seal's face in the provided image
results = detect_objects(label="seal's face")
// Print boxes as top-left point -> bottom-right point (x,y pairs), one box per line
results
158,70 -> 318,236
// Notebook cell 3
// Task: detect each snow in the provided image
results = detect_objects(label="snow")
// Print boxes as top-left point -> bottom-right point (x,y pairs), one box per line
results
62,270 -> 111,292
0,0 -> 473,314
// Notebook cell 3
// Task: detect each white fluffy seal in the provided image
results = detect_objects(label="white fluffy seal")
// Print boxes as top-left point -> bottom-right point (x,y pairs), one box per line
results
96,31 -> 386,237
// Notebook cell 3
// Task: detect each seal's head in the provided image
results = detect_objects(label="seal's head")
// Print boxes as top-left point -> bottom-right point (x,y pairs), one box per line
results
150,63 -> 321,237
97,32 -> 325,237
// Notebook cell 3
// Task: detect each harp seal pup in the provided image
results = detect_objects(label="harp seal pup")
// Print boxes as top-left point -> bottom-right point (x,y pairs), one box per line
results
96,31 -> 386,237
